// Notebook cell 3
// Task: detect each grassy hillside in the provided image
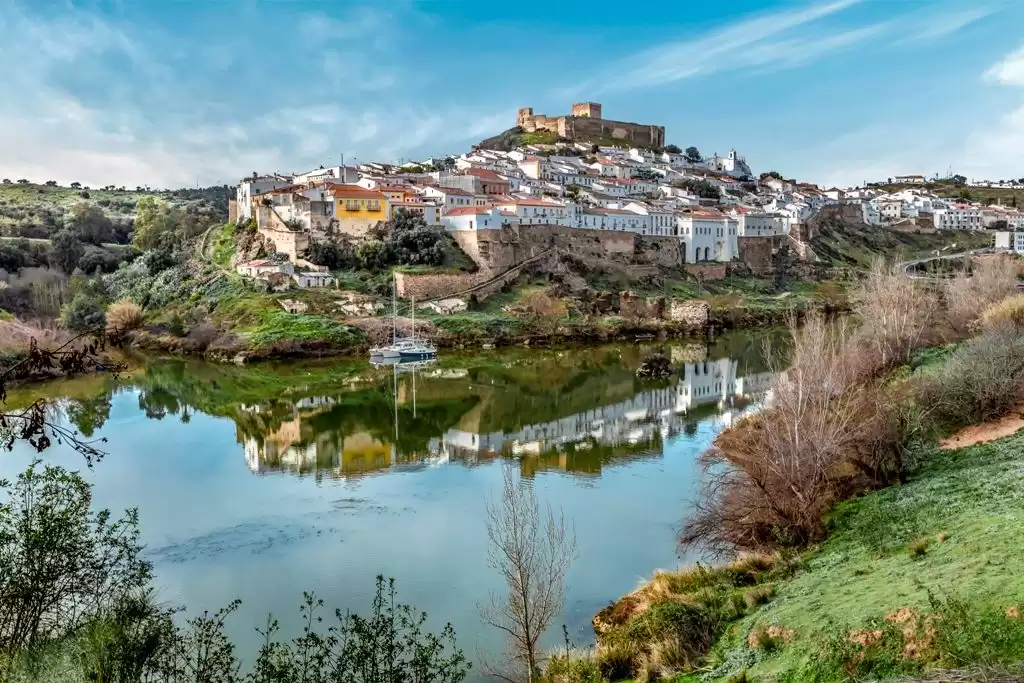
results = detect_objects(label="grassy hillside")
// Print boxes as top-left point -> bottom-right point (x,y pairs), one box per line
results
0,182 -> 229,241
688,430 -> 1024,682
875,179 -> 1024,208
810,220 -> 992,268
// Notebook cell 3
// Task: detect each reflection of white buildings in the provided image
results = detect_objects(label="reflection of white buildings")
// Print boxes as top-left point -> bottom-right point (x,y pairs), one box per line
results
430,359 -> 776,462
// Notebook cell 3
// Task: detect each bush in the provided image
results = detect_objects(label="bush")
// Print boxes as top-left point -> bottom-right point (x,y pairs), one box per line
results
945,257 -> 1019,336
0,462 -> 151,652
853,260 -> 939,369
62,295 -> 106,332
106,300 -> 143,334
980,293 -> 1024,330
917,323 -> 1024,430
682,314 -> 910,553
543,650 -> 604,683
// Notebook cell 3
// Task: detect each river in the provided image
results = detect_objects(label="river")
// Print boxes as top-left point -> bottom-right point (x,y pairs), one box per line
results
3,330 -> 783,678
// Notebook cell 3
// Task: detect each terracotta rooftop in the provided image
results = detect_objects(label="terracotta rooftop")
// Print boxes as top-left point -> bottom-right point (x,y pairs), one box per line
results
327,184 -> 386,199
445,206 -> 494,216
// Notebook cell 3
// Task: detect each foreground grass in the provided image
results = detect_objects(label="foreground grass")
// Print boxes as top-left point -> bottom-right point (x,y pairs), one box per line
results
567,426 -> 1024,683
710,431 -> 1024,682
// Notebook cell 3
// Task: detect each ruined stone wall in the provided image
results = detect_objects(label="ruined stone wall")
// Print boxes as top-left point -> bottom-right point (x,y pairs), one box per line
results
684,264 -> 728,281
228,199 -> 238,224
737,236 -> 779,274
567,117 -> 665,148
667,300 -> 710,327
454,226 -> 684,273
395,271 -> 491,301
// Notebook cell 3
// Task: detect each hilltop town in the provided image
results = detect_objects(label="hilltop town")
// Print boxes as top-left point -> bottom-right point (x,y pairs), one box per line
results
0,102 -> 1011,359
226,102 -> 1005,315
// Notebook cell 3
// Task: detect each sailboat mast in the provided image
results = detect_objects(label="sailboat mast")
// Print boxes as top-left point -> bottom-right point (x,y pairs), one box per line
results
392,272 -> 397,343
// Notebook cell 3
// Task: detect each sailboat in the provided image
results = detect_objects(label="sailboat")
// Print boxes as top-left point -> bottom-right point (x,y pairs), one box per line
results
369,272 -> 437,362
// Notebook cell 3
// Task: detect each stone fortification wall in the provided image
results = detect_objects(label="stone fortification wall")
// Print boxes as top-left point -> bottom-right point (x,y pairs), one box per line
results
737,236 -> 780,275
395,271 -> 491,302
684,264 -> 727,281
455,225 -> 682,273
566,116 -> 664,148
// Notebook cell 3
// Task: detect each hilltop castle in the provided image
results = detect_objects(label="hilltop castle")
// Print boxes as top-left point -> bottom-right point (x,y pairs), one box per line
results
516,102 -> 665,149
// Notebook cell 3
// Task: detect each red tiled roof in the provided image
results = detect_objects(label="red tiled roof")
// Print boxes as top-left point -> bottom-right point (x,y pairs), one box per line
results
326,184 -> 386,199
463,168 -> 508,182
445,206 -> 493,216
433,186 -> 473,196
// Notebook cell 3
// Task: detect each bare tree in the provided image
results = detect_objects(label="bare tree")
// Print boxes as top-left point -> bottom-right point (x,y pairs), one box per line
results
852,259 -> 939,370
480,464 -> 577,683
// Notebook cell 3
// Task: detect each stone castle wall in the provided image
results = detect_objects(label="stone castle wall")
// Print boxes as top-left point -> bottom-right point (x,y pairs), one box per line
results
516,104 -> 664,148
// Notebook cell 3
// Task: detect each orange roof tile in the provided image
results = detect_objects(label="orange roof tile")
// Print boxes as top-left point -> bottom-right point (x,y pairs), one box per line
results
326,184 -> 386,199
445,206 -> 494,216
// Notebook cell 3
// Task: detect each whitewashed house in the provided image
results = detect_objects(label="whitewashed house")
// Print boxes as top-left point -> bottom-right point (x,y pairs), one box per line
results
933,204 -> 984,230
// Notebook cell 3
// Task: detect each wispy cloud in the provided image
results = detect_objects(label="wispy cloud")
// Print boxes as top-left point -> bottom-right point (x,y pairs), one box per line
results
575,0 -> 864,93
902,6 -> 995,43
0,1 -> 510,187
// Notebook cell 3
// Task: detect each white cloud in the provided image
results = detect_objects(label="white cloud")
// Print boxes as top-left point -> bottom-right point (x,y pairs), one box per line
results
985,45 -> 1024,86
576,0 -> 865,93
0,1 -> 511,188
902,6 -> 995,43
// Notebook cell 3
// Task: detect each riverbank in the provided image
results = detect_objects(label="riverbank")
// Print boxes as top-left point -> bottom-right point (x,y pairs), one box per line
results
558,270 -> 1024,683
574,425 -> 1024,683
105,291 -> 847,365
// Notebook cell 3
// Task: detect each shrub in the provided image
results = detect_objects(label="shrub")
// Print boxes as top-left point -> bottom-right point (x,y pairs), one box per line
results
0,462 -> 151,651
853,260 -> 939,369
106,300 -> 143,334
945,257 -> 1019,336
682,313 -> 910,554
907,537 -> 930,558
62,295 -> 106,332
543,650 -> 603,683
979,293 -> 1024,330
917,323 -> 1024,430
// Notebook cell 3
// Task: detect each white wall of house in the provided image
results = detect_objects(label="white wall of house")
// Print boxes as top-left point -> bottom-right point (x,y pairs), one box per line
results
934,206 -> 983,230
441,208 -> 508,231
237,178 -> 293,220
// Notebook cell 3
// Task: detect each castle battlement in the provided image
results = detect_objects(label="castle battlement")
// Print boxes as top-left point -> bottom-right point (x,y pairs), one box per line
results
516,102 -> 664,149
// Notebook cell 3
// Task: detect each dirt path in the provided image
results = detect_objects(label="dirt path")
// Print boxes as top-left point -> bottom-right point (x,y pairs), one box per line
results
940,408 -> 1024,449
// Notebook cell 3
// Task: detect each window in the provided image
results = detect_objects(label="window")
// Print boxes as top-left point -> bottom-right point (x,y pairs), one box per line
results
367,200 -> 381,211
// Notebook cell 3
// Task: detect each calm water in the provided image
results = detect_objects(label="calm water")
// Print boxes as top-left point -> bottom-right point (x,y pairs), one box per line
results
4,331 -> 781,677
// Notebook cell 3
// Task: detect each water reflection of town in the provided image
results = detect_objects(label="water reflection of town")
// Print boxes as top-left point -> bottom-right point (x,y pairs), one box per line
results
241,354 -> 776,481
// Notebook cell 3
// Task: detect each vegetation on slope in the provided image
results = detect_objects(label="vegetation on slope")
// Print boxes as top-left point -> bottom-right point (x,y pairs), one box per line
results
546,258 -> 1024,683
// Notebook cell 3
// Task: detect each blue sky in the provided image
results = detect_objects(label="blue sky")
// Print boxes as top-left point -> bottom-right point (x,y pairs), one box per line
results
1,0 -> 1022,189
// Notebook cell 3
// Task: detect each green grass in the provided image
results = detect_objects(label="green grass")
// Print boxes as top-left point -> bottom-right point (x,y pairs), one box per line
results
430,311 -> 525,340
211,222 -> 236,267
248,310 -> 362,348
704,433 -> 1024,682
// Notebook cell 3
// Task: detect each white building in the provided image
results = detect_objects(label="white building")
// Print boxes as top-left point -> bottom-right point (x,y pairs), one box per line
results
441,206 -> 511,231
730,208 -> 786,236
293,271 -> 335,288
293,165 -> 359,186
236,176 -> 294,221
995,231 -> 1024,253
420,186 -> 475,213
933,204 -> 984,230
236,259 -> 294,278
677,211 -> 736,262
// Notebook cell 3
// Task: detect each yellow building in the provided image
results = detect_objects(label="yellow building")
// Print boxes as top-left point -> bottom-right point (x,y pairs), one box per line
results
329,184 -> 392,237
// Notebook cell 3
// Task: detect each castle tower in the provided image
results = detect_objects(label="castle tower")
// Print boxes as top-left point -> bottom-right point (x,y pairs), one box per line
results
517,107 -> 534,128
571,102 -> 602,119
